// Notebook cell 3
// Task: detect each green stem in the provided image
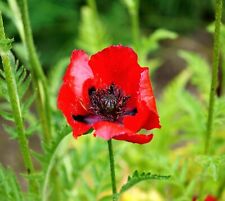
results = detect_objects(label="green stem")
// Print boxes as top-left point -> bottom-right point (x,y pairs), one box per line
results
17,0 -> 52,144
0,13 -> 37,192
204,0 -> 222,154
131,4 -> 139,45
87,0 -> 97,15
221,55 -> 225,95
127,0 -> 140,47
107,140 -> 117,201
217,176 -> 225,199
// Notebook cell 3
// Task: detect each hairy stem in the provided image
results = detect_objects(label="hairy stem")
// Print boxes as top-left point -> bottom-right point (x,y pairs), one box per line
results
17,0 -> 52,144
204,0 -> 223,154
0,13 -> 37,192
107,140 -> 117,201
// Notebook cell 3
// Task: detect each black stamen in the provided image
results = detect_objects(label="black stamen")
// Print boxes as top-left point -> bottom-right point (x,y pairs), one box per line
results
124,108 -> 138,116
89,83 -> 130,121
88,87 -> 96,96
72,115 -> 88,123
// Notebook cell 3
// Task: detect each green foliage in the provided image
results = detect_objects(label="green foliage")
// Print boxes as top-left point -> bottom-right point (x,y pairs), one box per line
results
214,96 -> 225,129
0,38 -> 14,52
207,22 -> 225,54
195,155 -> 225,181
138,29 -> 177,73
0,165 -> 24,201
120,170 -> 170,194
179,50 -> 211,101
40,124 -> 71,201
1,0 -> 225,200
76,5 -> 110,54
0,52 -> 38,139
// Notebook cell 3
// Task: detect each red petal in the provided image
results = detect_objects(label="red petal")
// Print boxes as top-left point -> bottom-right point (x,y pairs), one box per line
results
89,45 -> 142,105
205,195 -> 217,201
57,82 -> 87,116
123,101 -> 160,132
139,68 -> 158,112
123,68 -> 160,132
72,122 -> 91,138
57,50 -> 93,136
93,121 -> 153,144
57,83 -> 91,137
64,50 -> 93,98
113,133 -> 153,144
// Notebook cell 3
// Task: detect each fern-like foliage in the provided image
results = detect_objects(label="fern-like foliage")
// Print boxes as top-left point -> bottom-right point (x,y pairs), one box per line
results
37,124 -> 71,201
119,170 -> 170,194
214,96 -> 225,130
195,155 -> 225,181
0,52 -> 38,139
0,38 -> 14,52
76,5 -> 110,54
179,50 -> 211,101
0,164 -> 24,201
138,29 -> 177,74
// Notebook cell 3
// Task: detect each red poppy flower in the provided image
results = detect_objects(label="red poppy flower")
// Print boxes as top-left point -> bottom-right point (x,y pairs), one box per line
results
57,45 -> 160,144
204,195 -> 217,201
192,195 -> 217,201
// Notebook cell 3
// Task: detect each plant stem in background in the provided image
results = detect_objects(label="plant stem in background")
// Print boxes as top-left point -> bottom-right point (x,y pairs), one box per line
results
107,140 -> 117,201
131,0 -> 140,46
124,0 -> 140,46
204,0 -> 223,154
217,176 -> 225,199
221,56 -> 225,95
17,0 -> 52,144
0,13 -> 37,192
87,0 -> 97,16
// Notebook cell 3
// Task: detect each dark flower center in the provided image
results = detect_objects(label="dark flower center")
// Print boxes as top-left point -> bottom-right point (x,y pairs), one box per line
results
89,84 -> 130,121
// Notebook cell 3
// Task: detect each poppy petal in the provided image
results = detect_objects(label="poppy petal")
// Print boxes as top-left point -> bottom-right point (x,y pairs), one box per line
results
57,82 -> 87,116
123,68 -> 160,132
113,133 -> 153,144
64,50 -> 93,98
93,121 -> 152,144
123,101 -> 160,132
89,45 -> 142,100
205,195 -> 217,201
57,83 -> 91,137
57,50 -> 94,136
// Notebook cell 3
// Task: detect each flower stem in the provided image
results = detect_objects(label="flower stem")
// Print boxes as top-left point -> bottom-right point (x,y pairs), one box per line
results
0,13 -> 37,192
107,140 -> 117,200
17,0 -> 52,144
204,0 -> 223,154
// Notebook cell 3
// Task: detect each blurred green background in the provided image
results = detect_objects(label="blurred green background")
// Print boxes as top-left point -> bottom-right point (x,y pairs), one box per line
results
1,0 -> 225,201
1,0 -> 222,69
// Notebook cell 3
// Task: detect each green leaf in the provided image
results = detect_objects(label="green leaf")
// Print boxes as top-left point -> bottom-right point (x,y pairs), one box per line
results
214,96 -> 225,129
119,170 -> 170,194
143,29 -> 177,53
0,38 -> 14,52
76,5 -> 110,54
0,109 -> 14,122
195,155 -> 225,181
178,50 -> 211,100
0,164 -> 24,201
41,124 -> 72,201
